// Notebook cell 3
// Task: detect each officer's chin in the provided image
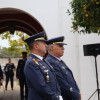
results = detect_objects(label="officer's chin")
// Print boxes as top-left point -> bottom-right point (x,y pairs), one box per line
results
45,50 -> 47,55
43,50 -> 48,58
62,51 -> 64,55
60,53 -> 64,57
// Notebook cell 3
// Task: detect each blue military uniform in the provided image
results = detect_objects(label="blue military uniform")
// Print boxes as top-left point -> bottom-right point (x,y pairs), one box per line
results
4,59 -> 15,90
24,32 -> 61,100
16,52 -> 28,100
24,54 -> 61,100
0,65 -> 3,85
0,65 -> 3,79
46,54 -> 80,100
46,36 -> 80,100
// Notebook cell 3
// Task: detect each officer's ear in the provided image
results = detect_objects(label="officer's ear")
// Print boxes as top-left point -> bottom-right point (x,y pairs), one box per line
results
34,44 -> 38,49
33,41 -> 38,49
50,45 -> 54,51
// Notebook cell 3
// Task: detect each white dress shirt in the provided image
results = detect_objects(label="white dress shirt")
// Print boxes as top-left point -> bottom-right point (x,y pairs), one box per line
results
32,53 -> 43,60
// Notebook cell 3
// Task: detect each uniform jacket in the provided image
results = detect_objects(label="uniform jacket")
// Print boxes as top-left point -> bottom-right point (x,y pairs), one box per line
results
24,54 -> 61,100
16,59 -> 26,79
4,63 -> 15,77
0,65 -> 3,79
46,54 -> 80,100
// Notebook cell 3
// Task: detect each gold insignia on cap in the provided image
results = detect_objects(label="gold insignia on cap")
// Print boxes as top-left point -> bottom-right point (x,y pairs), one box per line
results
42,66 -> 46,69
62,66 -> 65,69
53,42 -> 63,44
35,37 -> 44,41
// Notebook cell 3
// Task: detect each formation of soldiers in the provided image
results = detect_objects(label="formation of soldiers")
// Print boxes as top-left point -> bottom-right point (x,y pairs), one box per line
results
0,31 -> 81,100
0,53 -> 28,100
0,64 -> 3,87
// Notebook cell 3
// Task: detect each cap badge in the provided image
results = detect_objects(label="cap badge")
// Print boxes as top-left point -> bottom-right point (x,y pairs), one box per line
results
35,37 -> 44,41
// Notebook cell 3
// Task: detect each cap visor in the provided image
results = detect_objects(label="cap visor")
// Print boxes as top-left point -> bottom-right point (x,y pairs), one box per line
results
57,43 -> 67,45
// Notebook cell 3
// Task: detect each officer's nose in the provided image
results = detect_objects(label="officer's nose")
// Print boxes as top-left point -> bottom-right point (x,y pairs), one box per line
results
62,46 -> 64,50
45,44 -> 47,48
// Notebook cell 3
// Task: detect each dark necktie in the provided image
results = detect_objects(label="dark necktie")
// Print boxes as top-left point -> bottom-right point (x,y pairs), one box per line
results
43,59 -> 54,70
43,59 -> 60,93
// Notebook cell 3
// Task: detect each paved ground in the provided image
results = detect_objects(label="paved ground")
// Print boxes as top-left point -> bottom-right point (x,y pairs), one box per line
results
0,74 -> 20,100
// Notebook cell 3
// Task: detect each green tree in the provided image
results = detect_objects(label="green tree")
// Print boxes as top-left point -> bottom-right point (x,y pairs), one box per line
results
0,31 -> 30,57
0,47 -> 20,57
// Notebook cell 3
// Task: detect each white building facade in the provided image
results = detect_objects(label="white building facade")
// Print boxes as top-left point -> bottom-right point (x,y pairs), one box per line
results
0,0 -> 100,100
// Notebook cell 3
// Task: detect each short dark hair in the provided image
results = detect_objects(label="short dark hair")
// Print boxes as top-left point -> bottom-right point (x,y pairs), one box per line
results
28,41 -> 38,50
8,58 -> 11,60
22,52 -> 27,55
28,42 -> 34,50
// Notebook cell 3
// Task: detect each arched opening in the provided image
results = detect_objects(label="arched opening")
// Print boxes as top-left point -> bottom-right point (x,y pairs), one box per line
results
0,7 -> 47,56
0,8 -> 48,100
0,7 -> 46,36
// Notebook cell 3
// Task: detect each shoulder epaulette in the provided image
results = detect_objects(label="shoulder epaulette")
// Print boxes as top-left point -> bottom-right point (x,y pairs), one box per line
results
32,59 -> 39,65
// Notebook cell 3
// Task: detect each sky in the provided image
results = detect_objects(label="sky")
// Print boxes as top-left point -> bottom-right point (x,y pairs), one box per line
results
0,34 -> 20,48
0,38 -> 9,48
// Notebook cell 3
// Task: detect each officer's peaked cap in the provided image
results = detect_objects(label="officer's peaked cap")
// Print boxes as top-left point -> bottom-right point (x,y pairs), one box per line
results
24,31 -> 47,45
47,36 -> 67,45
22,52 -> 27,55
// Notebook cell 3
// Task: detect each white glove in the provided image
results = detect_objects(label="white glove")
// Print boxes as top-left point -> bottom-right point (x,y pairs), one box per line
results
59,96 -> 63,100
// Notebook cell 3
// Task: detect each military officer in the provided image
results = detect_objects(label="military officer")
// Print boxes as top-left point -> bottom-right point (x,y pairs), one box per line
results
46,36 -> 81,100
16,52 -> 28,100
4,58 -> 15,90
24,32 -> 63,100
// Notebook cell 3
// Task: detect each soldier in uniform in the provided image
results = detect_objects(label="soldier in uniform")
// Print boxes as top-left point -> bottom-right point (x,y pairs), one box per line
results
4,58 -> 15,90
46,36 -> 81,100
0,65 -> 3,86
24,32 -> 63,100
16,52 -> 28,100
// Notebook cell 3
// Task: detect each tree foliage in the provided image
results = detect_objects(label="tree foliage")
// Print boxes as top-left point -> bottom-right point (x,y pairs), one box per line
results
69,0 -> 100,34
0,31 -> 30,57
0,47 -> 20,57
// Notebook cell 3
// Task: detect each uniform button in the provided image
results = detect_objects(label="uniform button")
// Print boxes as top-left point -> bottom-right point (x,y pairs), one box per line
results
66,72 -> 68,74
70,87 -> 73,91
56,96 -> 59,98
